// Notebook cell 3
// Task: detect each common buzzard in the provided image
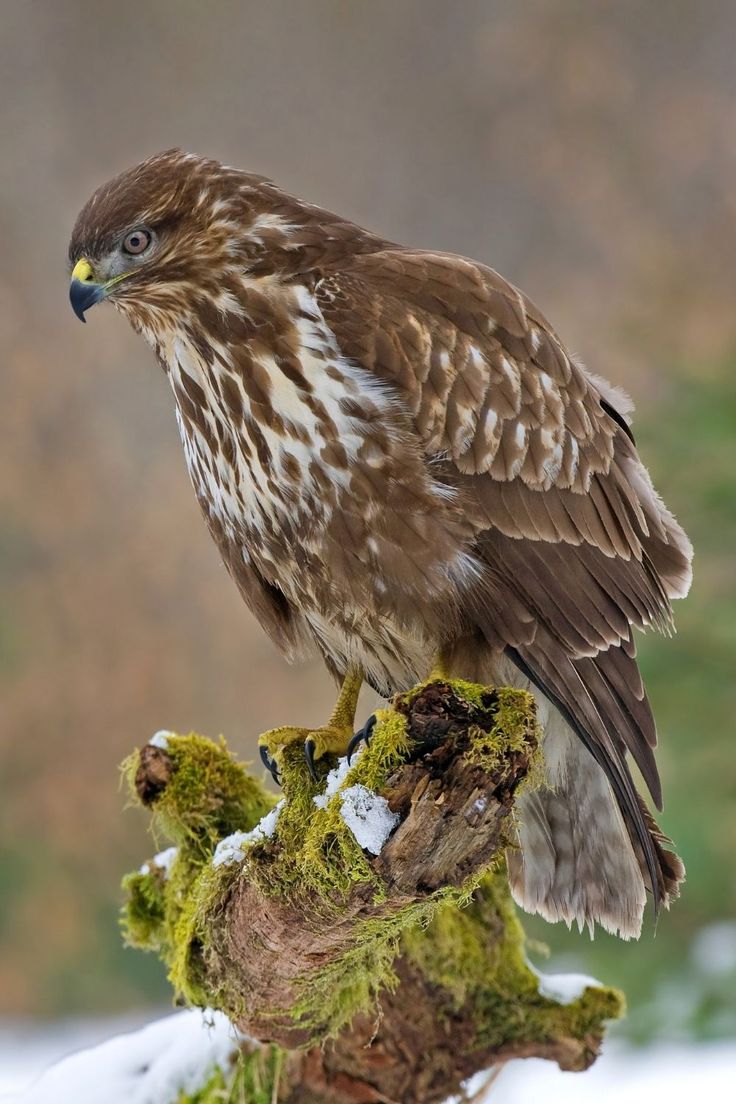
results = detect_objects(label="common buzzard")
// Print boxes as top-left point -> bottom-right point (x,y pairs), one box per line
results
69,150 -> 691,938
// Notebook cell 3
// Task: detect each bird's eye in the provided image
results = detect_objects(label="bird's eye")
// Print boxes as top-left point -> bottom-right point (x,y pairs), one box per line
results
122,228 -> 152,256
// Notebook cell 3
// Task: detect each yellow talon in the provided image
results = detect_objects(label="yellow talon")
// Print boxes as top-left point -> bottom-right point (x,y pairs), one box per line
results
258,723 -> 355,782
257,665 -> 364,783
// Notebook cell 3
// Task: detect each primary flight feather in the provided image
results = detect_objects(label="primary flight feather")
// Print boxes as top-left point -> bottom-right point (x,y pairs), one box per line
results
69,149 -> 691,938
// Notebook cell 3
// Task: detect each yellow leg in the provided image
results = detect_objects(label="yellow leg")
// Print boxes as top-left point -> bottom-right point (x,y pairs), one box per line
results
327,665 -> 364,729
428,648 -> 452,681
258,665 -> 364,781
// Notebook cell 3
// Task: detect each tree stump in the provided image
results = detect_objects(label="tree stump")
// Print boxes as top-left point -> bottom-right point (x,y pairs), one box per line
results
121,679 -> 623,1103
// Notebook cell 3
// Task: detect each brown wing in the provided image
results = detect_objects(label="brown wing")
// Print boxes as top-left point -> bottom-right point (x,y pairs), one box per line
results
316,250 -> 689,575
316,249 -> 692,905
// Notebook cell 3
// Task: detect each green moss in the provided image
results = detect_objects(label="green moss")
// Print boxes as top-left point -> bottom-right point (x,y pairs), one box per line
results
121,732 -> 275,1007
284,880 -> 483,1042
121,866 -> 167,950
258,681 -> 542,1041
397,678 -> 542,793
167,861 -> 242,1009
403,869 -> 624,1061
249,707 -> 410,902
176,1065 -> 227,1104
464,687 -> 540,772
176,1046 -> 284,1104
120,683 -> 619,1059
208,706 -> 419,1038
121,733 -> 275,852
401,675 -> 492,710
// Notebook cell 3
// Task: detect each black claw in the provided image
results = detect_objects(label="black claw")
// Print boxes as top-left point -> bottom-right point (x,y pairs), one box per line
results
363,713 -> 377,745
259,745 -> 281,786
304,737 -> 320,782
347,713 -> 377,764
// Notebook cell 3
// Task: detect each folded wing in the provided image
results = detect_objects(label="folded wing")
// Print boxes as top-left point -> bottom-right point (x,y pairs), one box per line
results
316,248 -> 691,911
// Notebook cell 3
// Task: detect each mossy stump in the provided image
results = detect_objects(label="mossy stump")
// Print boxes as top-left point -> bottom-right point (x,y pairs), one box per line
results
121,680 -> 623,1104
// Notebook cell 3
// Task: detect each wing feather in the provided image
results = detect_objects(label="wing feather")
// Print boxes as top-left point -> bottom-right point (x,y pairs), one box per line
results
315,249 -> 692,911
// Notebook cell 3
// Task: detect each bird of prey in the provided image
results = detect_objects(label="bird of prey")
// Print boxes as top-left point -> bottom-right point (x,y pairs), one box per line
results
69,149 -> 690,938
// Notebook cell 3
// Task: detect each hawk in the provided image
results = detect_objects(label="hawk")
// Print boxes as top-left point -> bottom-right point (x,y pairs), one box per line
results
69,149 -> 690,938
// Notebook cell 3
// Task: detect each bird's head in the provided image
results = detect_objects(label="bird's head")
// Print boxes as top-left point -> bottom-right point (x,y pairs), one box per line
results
68,149 -> 324,333
70,149 -> 215,323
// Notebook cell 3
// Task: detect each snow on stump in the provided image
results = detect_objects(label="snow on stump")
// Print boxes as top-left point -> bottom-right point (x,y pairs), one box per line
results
120,679 -> 623,1104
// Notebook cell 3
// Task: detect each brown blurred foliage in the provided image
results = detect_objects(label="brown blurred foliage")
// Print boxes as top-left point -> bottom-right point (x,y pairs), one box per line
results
1,0 -> 735,1016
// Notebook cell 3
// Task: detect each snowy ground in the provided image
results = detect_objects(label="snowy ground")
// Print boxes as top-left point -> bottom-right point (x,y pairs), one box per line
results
0,1014 -> 155,1099
0,1011 -> 240,1103
1,1012 -> 735,1104
484,1042 -> 736,1102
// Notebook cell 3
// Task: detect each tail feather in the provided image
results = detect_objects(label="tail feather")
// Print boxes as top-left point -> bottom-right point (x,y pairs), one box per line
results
505,634 -> 667,916
572,646 -> 661,808
499,671 -> 684,938
632,794 -> 685,904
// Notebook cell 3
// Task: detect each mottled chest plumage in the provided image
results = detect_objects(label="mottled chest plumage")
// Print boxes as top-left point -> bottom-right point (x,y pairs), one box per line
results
166,288 -> 370,558
144,282 -> 468,638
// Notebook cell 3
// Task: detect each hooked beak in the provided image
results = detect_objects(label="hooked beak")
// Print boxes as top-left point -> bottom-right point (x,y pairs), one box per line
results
69,258 -> 107,323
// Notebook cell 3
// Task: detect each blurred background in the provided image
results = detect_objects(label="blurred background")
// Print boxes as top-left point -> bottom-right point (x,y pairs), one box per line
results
0,0 -> 734,1059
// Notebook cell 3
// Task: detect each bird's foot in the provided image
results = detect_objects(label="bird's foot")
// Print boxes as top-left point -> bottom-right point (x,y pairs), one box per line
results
258,723 -> 355,784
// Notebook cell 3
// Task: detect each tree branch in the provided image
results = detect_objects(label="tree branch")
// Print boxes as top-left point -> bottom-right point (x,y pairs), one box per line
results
122,680 -> 622,1104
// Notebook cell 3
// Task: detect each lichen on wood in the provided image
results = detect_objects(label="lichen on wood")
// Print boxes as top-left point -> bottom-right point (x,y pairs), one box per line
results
121,679 -> 623,1104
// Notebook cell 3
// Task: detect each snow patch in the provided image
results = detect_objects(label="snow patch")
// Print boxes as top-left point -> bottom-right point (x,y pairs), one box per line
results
312,754 -> 355,810
139,846 -> 178,878
212,801 -> 284,867
534,968 -> 601,1005
149,730 -> 172,750
5,1020 -> 736,1104
486,1042 -> 736,1103
14,1009 -> 240,1104
339,784 -> 399,855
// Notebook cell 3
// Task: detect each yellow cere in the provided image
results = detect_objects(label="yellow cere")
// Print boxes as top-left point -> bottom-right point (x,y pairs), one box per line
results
71,258 -> 95,283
